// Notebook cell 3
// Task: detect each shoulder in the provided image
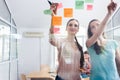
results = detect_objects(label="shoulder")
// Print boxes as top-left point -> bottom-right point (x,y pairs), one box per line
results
107,39 -> 118,49
107,39 -> 118,44
57,38 -> 66,46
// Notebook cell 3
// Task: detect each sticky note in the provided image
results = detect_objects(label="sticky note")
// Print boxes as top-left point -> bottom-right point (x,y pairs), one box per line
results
53,27 -> 60,34
64,8 -> 73,17
75,0 -> 84,9
43,9 -> 52,15
57,3 -> 63,9
85,0 -> 94,3
87,4 -> 93,10
52,16 -> 62,26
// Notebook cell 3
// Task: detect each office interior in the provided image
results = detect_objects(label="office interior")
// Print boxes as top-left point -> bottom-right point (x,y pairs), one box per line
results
0,0 -> 120,80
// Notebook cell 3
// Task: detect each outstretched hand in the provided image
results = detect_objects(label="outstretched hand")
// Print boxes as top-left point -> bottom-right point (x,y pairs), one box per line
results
50,3 -> 58,15
107,0 -> 117,15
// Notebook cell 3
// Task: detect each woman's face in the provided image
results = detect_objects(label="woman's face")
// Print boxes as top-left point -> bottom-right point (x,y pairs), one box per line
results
90,20 -> 100,34
66,20 -> 79,35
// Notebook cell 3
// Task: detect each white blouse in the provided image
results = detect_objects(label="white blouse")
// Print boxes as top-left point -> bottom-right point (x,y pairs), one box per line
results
49,34 -> 81,80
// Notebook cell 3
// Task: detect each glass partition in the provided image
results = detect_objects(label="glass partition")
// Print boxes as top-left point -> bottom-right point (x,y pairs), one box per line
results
0,0 -> 11,22
11,19 -> 16,26
106,6 -> 120,50
0,20 -> 10,62
10,27 -> 17,60
113,8 -> 120,27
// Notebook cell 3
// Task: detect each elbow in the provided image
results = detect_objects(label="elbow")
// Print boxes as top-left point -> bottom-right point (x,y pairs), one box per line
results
86,40 -> 92,48
49,40 -> 56,46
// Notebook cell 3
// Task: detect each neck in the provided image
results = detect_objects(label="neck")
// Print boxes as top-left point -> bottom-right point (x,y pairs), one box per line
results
67,35 -> 75,42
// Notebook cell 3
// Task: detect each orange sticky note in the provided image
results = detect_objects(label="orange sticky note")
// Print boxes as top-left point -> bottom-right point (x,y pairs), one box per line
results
87,4 -> 93,10
52,16 -> 62,26
64,8 -> 73,17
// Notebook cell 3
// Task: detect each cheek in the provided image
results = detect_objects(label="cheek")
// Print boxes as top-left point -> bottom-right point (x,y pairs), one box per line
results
76,29 -> 79,32
91,28 -> 97,34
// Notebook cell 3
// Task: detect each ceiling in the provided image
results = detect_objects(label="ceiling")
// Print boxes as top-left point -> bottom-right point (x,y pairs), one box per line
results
5,0 -> 120,29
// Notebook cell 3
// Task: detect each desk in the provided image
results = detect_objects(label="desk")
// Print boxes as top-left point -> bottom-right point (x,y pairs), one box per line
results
26,71 -> 55,80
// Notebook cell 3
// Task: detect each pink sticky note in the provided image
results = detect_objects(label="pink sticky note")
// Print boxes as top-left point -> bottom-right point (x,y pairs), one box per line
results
53,27 -> 60,34
87,4 -> 93,10
57,3 -> 63,9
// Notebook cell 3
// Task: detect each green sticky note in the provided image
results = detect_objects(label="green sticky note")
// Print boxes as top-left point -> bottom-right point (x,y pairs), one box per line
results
43,9 -> 52,15
75,0 -> 84,9
85,0 -> 94,3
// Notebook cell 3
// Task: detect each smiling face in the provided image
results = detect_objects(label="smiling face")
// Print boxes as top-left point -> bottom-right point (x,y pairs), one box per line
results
87,19 -> 101,38
89,20 -> 100,35
66,19 -> 79,35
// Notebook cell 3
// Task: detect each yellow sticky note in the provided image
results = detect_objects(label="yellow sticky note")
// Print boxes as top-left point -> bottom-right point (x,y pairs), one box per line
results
52,16 -> 62,26
64,8 -> 73,17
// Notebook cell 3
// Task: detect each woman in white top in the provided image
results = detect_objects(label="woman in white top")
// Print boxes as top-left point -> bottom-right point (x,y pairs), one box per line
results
49,3 -> 84,80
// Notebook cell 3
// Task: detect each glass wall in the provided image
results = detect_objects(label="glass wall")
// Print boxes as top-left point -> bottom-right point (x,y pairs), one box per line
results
106,6 -> 120,49
0,23 -> 10,61
0,0 -> 11,22
0,0 -> 18,60
0,0 -> 18,80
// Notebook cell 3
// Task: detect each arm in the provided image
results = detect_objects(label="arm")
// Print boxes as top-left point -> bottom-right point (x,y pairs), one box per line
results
86,1 -> 117,48
115,47 -> 120,76
49,3 -> 58,46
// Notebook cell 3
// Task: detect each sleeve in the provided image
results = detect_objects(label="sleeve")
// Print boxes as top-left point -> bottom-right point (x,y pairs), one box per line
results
49,33 -> 61,48
113,40 -> 119,49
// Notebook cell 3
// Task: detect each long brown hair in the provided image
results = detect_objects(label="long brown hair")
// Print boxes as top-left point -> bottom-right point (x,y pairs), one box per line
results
87,19 -> 105,55
75,36 -> 84,68
66,19 -> 84,68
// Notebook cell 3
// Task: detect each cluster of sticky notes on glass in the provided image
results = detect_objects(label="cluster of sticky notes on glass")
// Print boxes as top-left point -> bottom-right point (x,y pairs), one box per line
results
64,8 -> 73,17
43,9 -> 52,15
75,0 -> 94,10
53,27 -> 60,34
52,16 -> 62,26
75,0 -> 84,9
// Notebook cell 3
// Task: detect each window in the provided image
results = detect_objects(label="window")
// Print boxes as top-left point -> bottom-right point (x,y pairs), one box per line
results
0,23 -> 10,62
10,27 -> 17,60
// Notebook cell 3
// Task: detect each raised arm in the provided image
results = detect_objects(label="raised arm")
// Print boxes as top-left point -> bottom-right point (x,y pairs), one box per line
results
49,3 -> 58,46
86,1 -> 117,48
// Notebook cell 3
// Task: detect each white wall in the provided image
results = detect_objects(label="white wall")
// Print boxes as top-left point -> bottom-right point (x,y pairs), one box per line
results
10,60 -> 18,80
17,27 -> 54,79
0,61 -> 9,80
